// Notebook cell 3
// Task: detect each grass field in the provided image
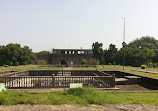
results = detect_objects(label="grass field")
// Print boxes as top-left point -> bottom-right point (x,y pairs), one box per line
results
70,65 -> 158,79
0,65 -> 62,72
1,65 -> 158,79
125,70 -> 158,79
0,88 -> 158,106
0,66 -> 158,106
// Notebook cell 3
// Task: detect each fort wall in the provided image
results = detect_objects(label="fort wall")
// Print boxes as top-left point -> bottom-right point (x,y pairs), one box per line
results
36,49 -> 93,65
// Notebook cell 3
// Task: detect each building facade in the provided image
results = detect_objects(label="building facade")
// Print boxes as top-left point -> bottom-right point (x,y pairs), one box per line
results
36,49 -> 93,66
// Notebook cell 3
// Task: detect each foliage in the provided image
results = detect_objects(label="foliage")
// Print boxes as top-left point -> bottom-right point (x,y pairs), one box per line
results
0,43 -> 36,66
0,88 -> 158,106
36,51 -> 50,55
81,64 -> 89,67
92,42 -> 104,64
81,59 -> 88,65
141,65 -> 146,69
153,63 -> 158,67
129,36 -> 158,51
37,60 -> 47,67
56,63 -> 62,67
92,36 -> 157,66
4,65 -> 9,67
129,36 -> 158,63
89,58 -> 100,65
15,62 -> 19,66
117,46 -> 155,66
104,44 -> 118,65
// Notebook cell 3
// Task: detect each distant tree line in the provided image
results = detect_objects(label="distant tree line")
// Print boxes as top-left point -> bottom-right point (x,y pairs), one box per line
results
36,51 -> 50,55
0,43 -> 36,66
92,36 -> 157,66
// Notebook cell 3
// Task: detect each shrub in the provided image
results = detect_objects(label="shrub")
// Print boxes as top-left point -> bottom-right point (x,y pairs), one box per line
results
81,59 -> 88,65
9,62 -> 13,66
89,59 -> 100,65
81,64 -> 89,67
15,62 -> 19,66
4,65 -> 9,67
113,62 -> 116,65
56,63 -> 62,67
37,60 -> 47,67
141,65 -> 146,69
108,63 -> 111,65
153,63 -> 158,67
149,63 -> 153,68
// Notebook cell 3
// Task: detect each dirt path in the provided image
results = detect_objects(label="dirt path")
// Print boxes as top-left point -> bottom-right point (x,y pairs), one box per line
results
0,104 -> 158,111
116,84 -> 150,91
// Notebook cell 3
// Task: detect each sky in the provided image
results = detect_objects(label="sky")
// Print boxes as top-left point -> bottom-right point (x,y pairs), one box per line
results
0,0 -> 158,52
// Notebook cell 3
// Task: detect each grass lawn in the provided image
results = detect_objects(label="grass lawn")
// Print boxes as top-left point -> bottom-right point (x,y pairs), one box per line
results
0,65 -> 62,72
125,70 -> 158,79
0,88 -> 158,106
1,65 -> 158,79
97,65 -> 158,79
128,66 -> 158,72
0,66 -> 158,106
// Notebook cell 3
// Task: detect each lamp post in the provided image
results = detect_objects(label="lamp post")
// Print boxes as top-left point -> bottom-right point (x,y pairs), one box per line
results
122,17 -> 125,71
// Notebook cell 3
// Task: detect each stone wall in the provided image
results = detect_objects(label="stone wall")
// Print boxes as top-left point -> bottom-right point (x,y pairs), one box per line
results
29,70 -> 59,76
105,71 -> 158,88
71,70 -> 95,76
36,49 -> 93,65
49,53 -> 93,65
36,53 -> 50,63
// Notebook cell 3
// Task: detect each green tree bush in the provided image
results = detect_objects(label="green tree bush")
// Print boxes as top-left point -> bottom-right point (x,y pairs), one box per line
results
92,42 -> 103,64
104,44 -> 118,65
37,60 -> 47,67
89,58 -> 100,65
81,59 -> 88,65
0,43 -> 36,66
92,36 -> 157,66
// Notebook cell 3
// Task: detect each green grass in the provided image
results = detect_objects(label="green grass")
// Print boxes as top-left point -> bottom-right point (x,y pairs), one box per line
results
0,88 -> 158,106
125,70 -> 158,79
128,66 -> 158,72
0,65 -> 62,72
96,65 -> 158,79
1,65 -> 158,79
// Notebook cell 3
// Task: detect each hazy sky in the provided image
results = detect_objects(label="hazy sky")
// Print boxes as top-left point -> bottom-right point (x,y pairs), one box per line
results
1,0 -> 158,52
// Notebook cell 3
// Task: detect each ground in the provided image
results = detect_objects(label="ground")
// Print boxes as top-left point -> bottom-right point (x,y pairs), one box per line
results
1,65 -> 158,110
8,84 -> 152,92
0,104 -> 158,111
1,65 -> 158,79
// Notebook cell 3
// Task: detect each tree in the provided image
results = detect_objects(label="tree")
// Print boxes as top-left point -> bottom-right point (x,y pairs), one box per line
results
92,42 -> 104,64
104,44 -> 118,65
117,45 -> 155,66
129,36 -> 158,62
129,36 -> 158,50
0,43 -> 36,66
141,47 -> 155,65
37,51 -> 50,55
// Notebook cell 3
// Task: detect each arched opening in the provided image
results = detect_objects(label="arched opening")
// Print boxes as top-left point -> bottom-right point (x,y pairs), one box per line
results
61,60 -> 67,66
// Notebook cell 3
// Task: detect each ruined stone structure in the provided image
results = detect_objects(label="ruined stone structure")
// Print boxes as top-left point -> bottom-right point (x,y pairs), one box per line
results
36,49 -> 93,66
